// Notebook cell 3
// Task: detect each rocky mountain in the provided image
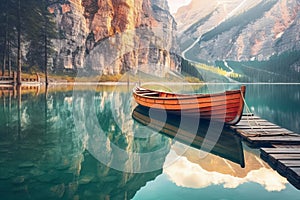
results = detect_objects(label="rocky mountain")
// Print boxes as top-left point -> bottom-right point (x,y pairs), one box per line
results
48,0 -> 180,75
176,0 -> 300,63
175,0 -> 262,35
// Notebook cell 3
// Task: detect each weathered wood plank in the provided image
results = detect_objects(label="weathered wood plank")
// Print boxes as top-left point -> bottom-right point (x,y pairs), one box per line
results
269,154 -> 300,161
248,137 -> 300,145
233,125 -> 281,129
235,122 -> 277,126
266,154 -> 300,169
239,116 -> 262,120
237,129 -> 293,133
278,160 -> 300,166
261,148 -> 300,154
242,113 -> 254,116
240,130 -> 293,135
240,132 -> 296,139
239,117 -> 265,120
272,145 -> 300,148
239,119 -> 263,122
248,137 -> 300,141
238,132 -> 297,140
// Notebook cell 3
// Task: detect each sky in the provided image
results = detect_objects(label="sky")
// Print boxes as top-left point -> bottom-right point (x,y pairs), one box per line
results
167,0 -> 192,14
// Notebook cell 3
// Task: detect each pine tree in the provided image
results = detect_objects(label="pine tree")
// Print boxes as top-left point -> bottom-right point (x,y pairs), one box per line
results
16,0 -> 21,84
0,0 -> 58,84
41,1 -> 58,85
25,0 -> 58,85
0,0 -> 12,76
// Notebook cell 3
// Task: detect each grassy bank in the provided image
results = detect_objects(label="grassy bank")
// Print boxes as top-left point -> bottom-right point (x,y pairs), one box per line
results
26,71 -> 202,84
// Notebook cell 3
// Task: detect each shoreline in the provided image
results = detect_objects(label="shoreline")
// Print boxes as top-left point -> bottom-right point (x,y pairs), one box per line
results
1,80 -> 300,87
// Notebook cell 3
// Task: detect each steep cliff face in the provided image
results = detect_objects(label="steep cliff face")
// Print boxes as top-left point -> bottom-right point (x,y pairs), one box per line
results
49,0 -> 87,69
49,0 -> 179,75
177,0 -> 300,62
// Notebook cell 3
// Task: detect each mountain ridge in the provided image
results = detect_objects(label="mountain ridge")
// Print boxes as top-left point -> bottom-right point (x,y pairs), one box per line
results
176,0 -> 300,63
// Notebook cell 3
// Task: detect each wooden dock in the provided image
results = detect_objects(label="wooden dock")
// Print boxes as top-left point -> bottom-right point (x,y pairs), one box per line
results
229,114 -> 300,189
0,71 -> 40,85
230,114 -> 300,147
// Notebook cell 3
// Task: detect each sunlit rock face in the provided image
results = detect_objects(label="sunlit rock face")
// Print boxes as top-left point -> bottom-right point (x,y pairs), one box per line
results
49,0 -> 87,69
49,0 -> 180,74
176,0 -> 300,62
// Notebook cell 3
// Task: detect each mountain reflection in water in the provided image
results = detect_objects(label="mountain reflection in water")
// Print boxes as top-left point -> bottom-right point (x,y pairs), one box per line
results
0,86 -> 170,199
0,84 -> 298,199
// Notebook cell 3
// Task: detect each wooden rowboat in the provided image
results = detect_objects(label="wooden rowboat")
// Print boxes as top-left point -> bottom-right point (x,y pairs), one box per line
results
133,86 -> 246,125
132,106 -> 245,167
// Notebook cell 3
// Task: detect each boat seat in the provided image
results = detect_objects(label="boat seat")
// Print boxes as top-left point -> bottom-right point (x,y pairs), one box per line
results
141,92 -> 159,96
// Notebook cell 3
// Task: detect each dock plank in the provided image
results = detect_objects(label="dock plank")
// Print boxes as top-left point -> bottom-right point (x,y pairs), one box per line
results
272,145 -> 300,148
235,122 -> 278,126
261,148 -> 300,154
268,153 -> 300,160
237,128 -> 293,133
238,120 -> 269,124
247,137 -> 300,146
239,132 -> 296,139
269,154 -> 300,166
277,160 -> 300,174
239,116 -> 263,120
242,113 -> 254,116
232,125 -> 281,129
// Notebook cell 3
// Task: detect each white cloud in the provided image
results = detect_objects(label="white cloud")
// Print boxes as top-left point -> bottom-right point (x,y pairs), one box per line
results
163,150 -> 288,191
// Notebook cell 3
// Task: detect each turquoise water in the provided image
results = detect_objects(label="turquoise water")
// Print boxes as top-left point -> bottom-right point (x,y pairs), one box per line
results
0,84 -> 299,199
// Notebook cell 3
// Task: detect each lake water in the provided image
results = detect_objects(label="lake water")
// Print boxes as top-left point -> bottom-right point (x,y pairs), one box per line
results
0,84 -> 299,199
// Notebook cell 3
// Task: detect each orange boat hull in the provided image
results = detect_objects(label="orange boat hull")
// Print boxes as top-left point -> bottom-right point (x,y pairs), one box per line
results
133,86 -> 246,125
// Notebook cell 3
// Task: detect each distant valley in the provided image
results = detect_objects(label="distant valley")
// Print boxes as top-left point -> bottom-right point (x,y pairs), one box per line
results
174,0 -> 300,82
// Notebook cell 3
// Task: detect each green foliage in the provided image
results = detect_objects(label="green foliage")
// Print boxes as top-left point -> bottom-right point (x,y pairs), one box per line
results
220,51 -> 300,82
0,0 -> 18,73
0,0 -> 58,74
181,58 -> 203,80
25,0 -> 58,69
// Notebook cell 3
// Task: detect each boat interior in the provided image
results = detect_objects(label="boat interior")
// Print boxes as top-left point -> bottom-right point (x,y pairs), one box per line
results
135,88 -> 182,98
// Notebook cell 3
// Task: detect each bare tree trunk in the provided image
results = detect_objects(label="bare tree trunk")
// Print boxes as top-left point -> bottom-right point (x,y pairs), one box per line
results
44,25 -> 48,86
8,40 -> 11,76
2,44 -> 7,76
2,0 -> 8,76
2,36 -> 7,76
17,0 -> 21,85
